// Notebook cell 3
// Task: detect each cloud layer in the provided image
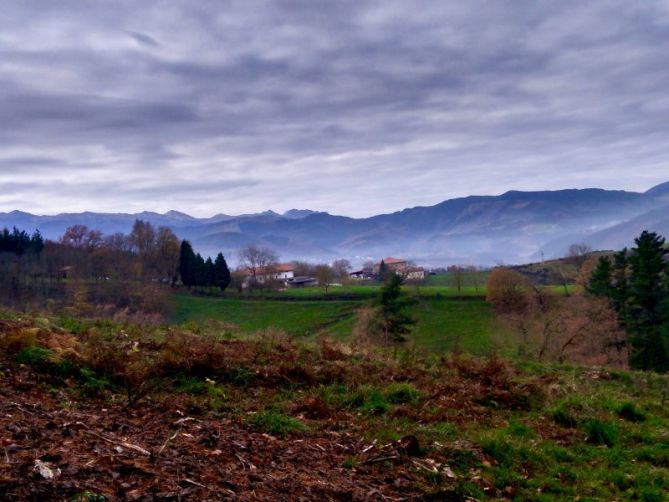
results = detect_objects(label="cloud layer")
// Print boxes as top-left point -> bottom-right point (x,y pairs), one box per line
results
1,0 -> 668,216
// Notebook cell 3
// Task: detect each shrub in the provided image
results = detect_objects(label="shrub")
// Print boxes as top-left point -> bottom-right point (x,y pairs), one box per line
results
160,331 -> 227,375
249,410 -> 306,437
15,346 -> 53,368
0,326 -> 39,354
583,419 -> 617,447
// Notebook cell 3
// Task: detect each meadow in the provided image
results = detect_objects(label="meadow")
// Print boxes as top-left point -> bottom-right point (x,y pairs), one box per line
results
173,283 -> 498,356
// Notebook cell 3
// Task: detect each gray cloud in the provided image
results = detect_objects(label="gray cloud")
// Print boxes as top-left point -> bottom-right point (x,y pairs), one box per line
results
0,0 -> 667,217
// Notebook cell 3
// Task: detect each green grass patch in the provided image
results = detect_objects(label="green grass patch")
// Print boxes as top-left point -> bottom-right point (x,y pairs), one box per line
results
385,382 -> 421,404
172,294 -> 357,337
15,346 -> 54,367
618,402 -> 646,422
248,410 -> 306,437
583,419 -> 618,447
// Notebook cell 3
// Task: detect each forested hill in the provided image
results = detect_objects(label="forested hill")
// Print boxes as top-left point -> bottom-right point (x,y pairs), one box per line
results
2,183 -> 668,265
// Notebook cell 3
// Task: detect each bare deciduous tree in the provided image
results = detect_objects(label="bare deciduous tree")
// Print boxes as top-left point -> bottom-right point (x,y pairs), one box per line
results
567,243 -> 593,267
447,265 -> 466,293
238,245 -> 278,293
332,259 -> 351,279
315,264 -> 335,293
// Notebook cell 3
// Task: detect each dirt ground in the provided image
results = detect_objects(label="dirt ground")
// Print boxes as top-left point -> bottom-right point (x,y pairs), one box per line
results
0,366 -> 463,501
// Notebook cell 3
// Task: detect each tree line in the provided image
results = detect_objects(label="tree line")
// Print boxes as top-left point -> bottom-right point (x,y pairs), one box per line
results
587,230 -> 669,372
179,241 -> 230,290
0,227 -> 44,255
0,221 -> 231,315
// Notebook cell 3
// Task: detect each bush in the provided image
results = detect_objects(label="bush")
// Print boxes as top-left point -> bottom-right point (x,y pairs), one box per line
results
160,331 -> 227,375
15,346 -> 53,368
583,419 -> 617,447
249,410 -> 306,437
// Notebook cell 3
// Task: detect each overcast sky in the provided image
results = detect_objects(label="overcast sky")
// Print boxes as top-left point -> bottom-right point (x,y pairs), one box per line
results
1,1 -> 668,217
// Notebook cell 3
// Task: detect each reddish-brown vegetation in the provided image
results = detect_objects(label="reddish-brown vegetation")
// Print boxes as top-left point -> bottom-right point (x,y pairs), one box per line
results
0,315 -> 559,500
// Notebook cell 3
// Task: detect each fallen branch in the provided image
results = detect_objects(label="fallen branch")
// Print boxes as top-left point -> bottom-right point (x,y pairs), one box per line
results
158,431 -> 179,455
83,430 -> 151,456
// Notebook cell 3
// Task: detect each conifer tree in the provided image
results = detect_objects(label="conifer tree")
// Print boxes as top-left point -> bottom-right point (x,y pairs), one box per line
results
178,240 -> 197,287
611,249 -> 631,329
377,273 -> 415,344
587,256 -> 613,297
628,231 -> 669,371
214,253 -> 231,291
378,260 -> 388,282
204,257 -> 215,287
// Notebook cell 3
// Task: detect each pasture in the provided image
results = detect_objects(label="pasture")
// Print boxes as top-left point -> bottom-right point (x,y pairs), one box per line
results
172,286 -> 497,355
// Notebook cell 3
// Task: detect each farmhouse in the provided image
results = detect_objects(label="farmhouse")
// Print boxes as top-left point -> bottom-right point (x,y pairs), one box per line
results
405,266 -> 426,280
242,263 -> 295,287
373,257 -> 407,273
349,269 -> 373,280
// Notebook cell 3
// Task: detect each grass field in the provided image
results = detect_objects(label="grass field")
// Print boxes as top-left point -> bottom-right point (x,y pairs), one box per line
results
172,290 -> 497,355
172,294 -> 358,337
227,283 -> 486,299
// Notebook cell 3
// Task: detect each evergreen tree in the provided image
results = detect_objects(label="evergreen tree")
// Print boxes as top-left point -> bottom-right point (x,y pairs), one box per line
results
377,273 -> 415,344
628,231 -> 669,372
611,249 -> 631,328
178,240 -> 197,287
587,256 -> 613,297
193,253 -> 207,287
214,253 -> 231,291
378,260 -> 388,282
204,257 -> 215,287
30,230 -> 44,254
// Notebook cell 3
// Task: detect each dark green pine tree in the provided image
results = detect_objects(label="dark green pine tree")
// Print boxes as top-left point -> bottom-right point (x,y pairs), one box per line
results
214,253 -> 231,291
587,256 -> 613,297
378,273 -> 415,344
178,240 -> 197,287
610,249 -> 631,328
628,231 -> 669,372
378,260 -> 388,282
193,254 -> 207,287
204,257 -> 216,287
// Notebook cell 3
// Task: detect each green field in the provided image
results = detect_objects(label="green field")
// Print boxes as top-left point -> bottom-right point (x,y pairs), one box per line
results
227,283 -> 487,299
172,289 -> 496,355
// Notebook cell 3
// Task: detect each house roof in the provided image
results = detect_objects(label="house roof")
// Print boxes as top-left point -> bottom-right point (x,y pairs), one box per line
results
274,264 -> 295,273
383,257 -> 406,264
242,263 -> 294,276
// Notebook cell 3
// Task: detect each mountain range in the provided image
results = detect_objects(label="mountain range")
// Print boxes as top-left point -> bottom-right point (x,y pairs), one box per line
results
2,182 -> 668,266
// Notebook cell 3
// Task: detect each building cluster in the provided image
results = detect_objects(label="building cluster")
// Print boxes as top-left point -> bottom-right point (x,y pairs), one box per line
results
350,257 -> 425,281
239,256 -> 425,289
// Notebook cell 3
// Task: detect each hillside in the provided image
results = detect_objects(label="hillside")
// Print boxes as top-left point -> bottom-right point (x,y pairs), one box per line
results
1,183 -> 667,265
1,313 -> 668,500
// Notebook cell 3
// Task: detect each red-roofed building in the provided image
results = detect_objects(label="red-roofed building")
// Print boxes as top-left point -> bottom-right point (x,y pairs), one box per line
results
241,263 -> 294,287
373,257 -> 408,274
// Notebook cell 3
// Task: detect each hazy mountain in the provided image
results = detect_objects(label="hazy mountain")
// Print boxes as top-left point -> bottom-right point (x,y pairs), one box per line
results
1,183 -> 667,266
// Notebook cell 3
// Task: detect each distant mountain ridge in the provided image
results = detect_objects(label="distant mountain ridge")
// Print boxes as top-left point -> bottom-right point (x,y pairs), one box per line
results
1,183 -> 668,266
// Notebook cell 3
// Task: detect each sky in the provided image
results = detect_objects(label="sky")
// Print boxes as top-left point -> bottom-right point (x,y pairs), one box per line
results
1,0 -> 668,218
